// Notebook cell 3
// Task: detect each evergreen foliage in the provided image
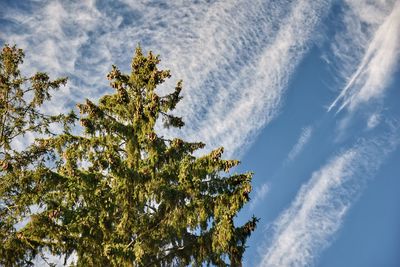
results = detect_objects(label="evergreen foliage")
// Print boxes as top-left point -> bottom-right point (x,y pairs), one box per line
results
0,44 -> 257,266
0,44 -> 76,266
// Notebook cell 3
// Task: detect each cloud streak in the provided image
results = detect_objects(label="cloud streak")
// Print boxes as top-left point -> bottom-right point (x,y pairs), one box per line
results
259,126 -> 399,267
328,0 -> 400,113
250,183 -> 270,211
287,126 -> 313,162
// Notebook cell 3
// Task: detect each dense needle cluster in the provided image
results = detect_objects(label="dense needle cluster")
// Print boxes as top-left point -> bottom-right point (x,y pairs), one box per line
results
0,44 -> 257,266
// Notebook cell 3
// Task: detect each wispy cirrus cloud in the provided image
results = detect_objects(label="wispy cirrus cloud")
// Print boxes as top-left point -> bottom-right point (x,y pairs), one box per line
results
259,126 -> 399,267
286,126 -> 313,162
0,0 -> 331,157
367,112 -> 381,129
250,183 -> 270,211
183,0 -> 331,157
328,0 -> 400,113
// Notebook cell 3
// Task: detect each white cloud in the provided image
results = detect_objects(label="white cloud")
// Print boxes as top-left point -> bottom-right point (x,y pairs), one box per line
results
367,112 -> 381,129
287,126 -> 313,162
1,0 -> 331,157
250,183 -> 270,211
179,0 -> 331,157
259,128 -> 399,267
328,0 -> 400,113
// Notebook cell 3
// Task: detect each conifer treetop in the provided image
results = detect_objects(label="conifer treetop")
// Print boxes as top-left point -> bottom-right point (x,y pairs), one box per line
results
0,45 -> 258,267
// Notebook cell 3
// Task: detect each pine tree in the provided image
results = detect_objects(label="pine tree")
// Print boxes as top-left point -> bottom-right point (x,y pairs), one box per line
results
0,44 -> 76,265
0,45 -> 257,266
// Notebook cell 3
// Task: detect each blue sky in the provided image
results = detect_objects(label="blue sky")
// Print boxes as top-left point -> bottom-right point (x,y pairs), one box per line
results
1,0 -> 399,266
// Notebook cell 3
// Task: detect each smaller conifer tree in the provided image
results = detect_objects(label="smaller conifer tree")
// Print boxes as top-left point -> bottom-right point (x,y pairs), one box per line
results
0,44 -> 76,265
